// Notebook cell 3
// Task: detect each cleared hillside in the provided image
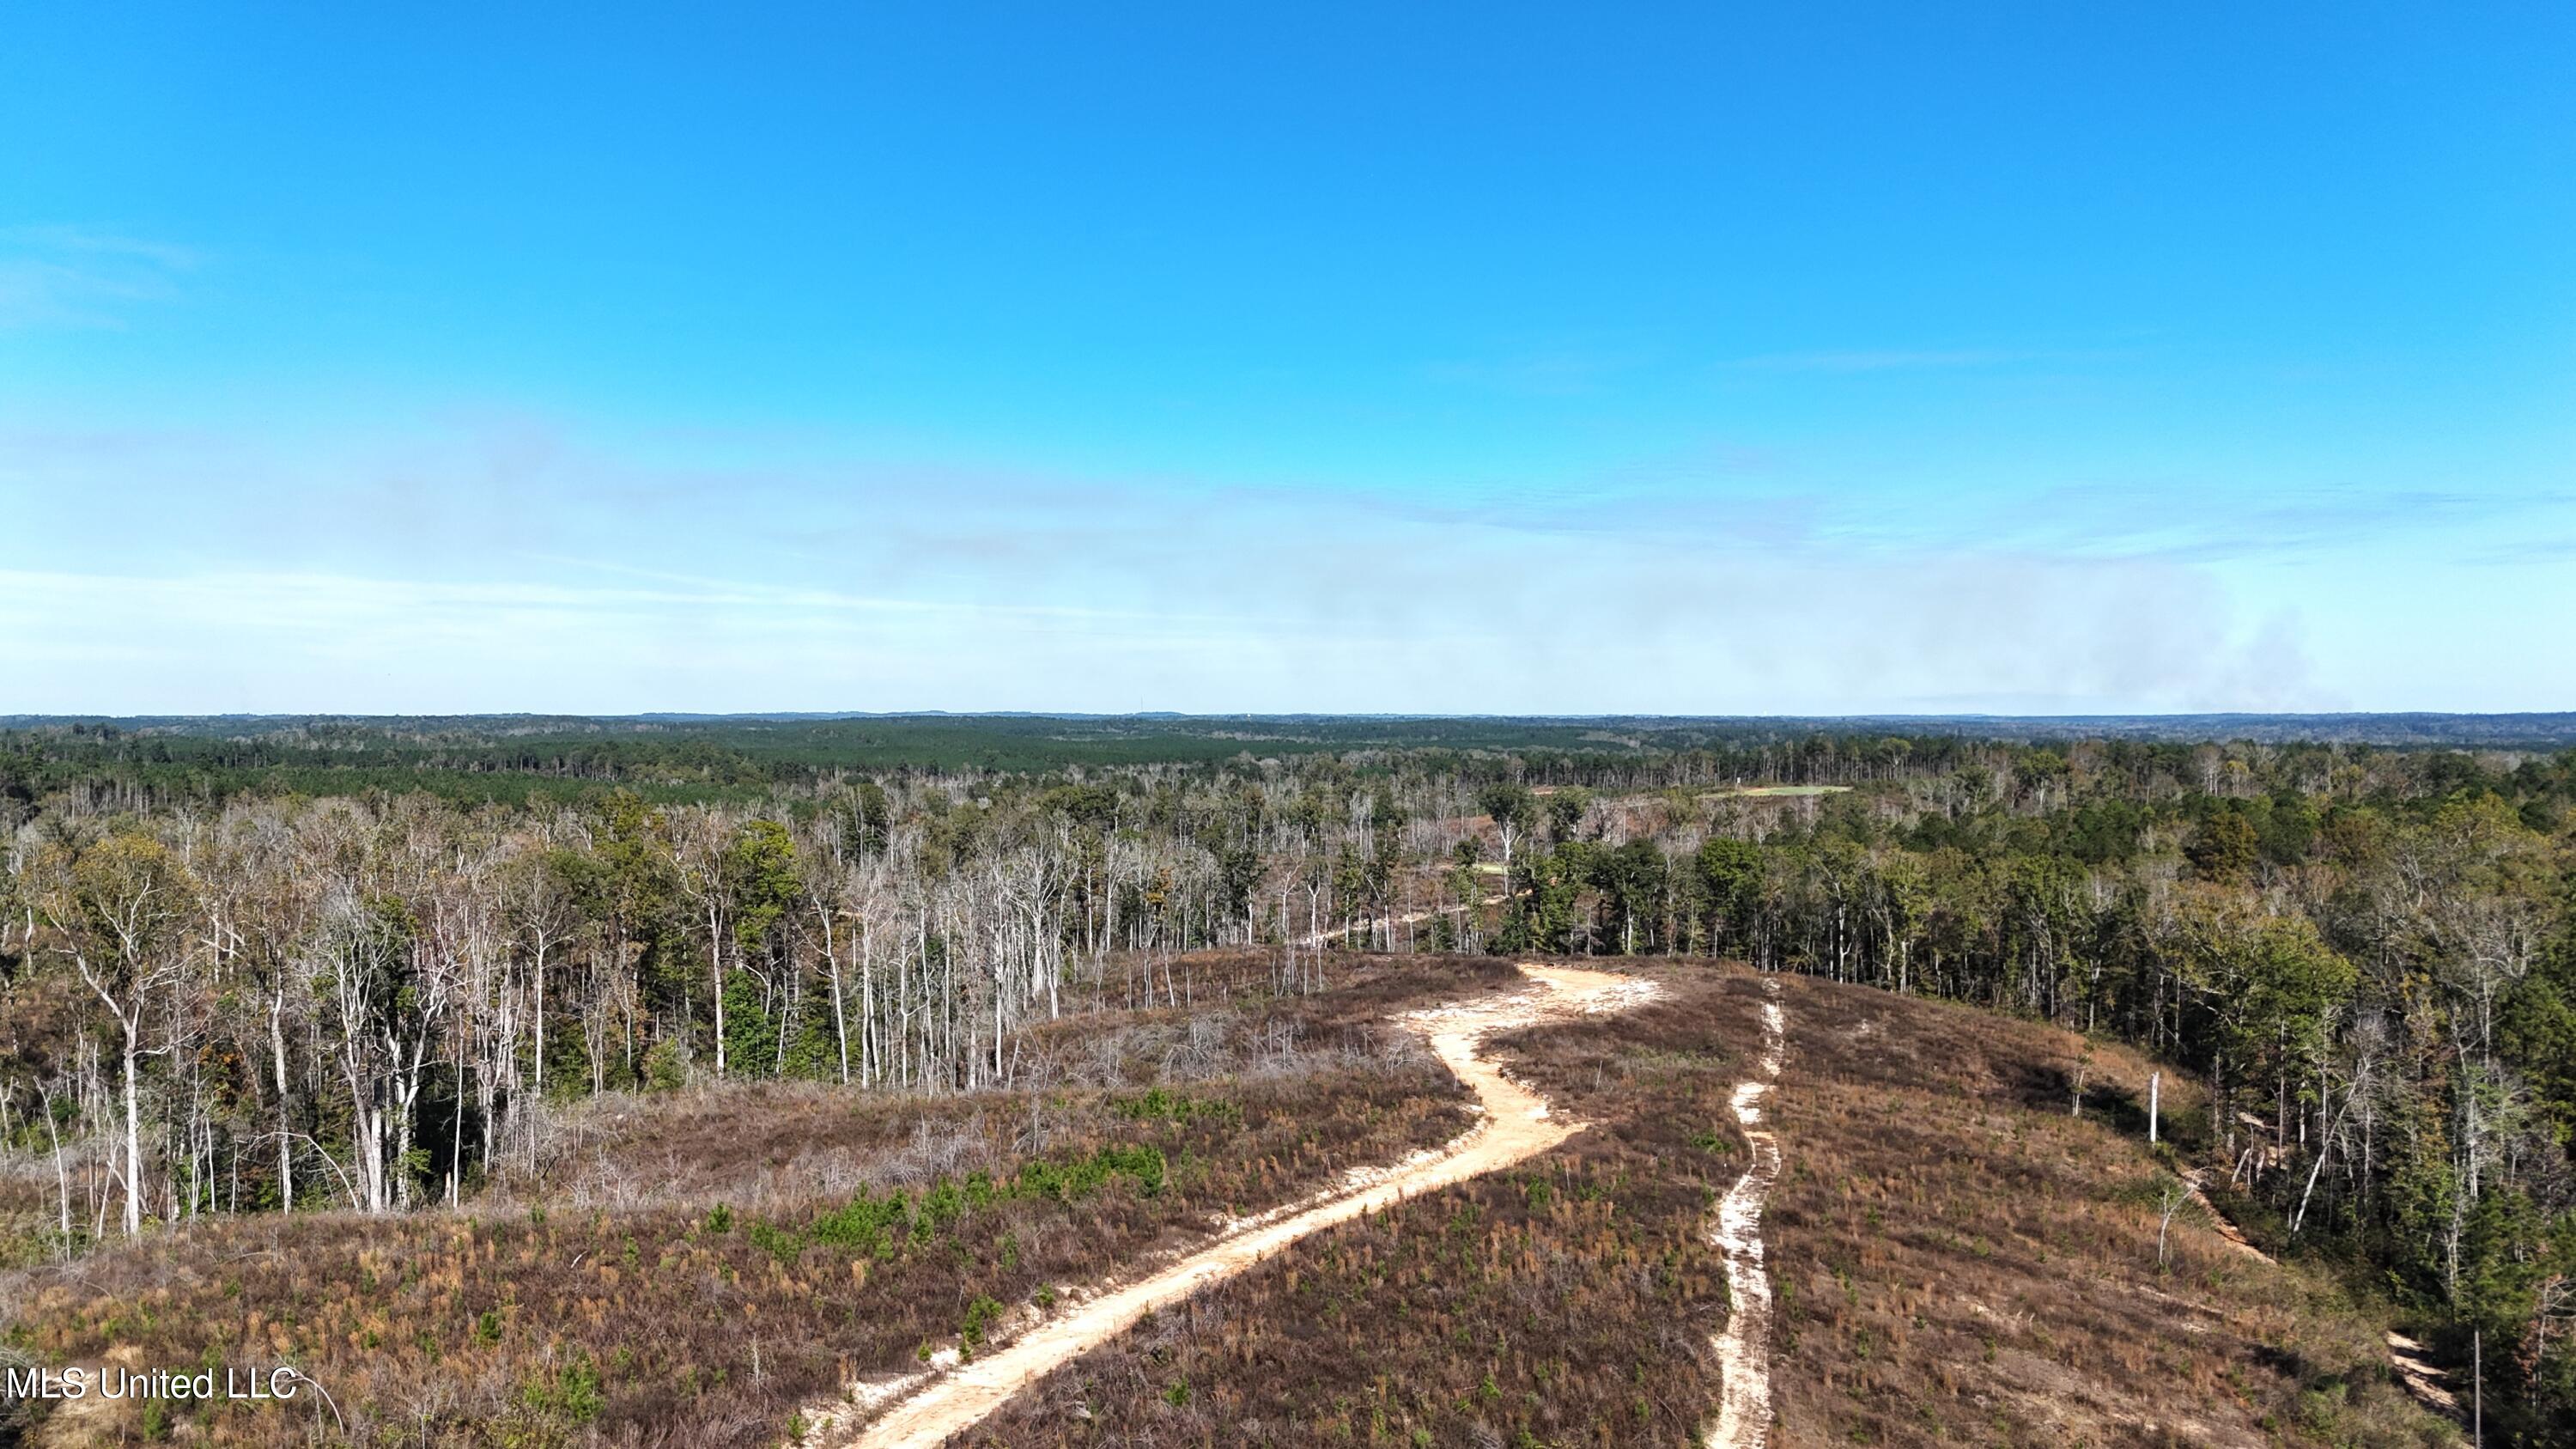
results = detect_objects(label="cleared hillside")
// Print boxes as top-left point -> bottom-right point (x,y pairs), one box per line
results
962,962 -> 2458,1448
0,958 -> 2472,1446
0,957 -> 1504,1446
1760,974 -> 2451,1447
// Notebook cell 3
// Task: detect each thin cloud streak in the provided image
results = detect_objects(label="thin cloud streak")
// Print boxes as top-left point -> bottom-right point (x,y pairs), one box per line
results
0,536 -> 2335,717
0,224 -> 202,271
0,224 -> 197,329
10,414 -> 2567,714
1722,347 -> 2041,373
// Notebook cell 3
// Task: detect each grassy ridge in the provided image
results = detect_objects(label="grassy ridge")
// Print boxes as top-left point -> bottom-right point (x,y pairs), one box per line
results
1765,974 -> 2445,1447
0,957 -> 1504,1447
970,964 -> 2457,1448
0,956 -> 2480,1446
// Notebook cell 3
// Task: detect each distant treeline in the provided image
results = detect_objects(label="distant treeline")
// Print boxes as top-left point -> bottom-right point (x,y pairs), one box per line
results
7,712 -> 2573,810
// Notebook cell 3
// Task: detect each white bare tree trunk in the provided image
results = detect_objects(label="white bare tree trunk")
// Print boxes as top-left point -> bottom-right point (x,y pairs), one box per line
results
270,991 -> 295,1213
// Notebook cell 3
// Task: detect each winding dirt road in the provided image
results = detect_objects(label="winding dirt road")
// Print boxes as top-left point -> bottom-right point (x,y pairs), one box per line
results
1706,978 -> 1787,1449
829,963 -> 1659,1448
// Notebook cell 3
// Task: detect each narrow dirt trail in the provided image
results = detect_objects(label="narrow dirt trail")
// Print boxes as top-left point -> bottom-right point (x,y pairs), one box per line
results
830,963 -> 1659,1449
1706,977 -> 1787,1449
2384,1333 -> 2461,1416
2178,1168 -> 2274,1263
2182,1170 -> 2457,1422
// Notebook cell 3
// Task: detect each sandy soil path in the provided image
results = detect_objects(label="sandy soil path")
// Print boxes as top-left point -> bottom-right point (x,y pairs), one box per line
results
1706,977 -> 1787,1449
2183,1173 -> 2458,1423
2178,1168 -> 2274,1264
829,962 -> 1659,1448
2384,1332 -> 2462,1416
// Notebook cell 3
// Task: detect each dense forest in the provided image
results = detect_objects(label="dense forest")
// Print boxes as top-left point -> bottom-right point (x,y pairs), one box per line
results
9,710 -> 2576,806
4,717 -> 2573,1438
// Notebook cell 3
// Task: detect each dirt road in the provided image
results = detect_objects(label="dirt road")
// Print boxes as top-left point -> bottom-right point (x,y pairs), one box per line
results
1706,978 -> 1787,1449
830,963 -> 1659,1448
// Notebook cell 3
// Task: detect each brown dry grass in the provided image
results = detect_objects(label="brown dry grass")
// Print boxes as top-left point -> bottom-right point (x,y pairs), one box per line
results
962,961 -> 2459,1449
960,964 -> 1759,1446
1761,972 -> 2456,1448
0,956 -> 1510,1447
1,955 -> 2460,1448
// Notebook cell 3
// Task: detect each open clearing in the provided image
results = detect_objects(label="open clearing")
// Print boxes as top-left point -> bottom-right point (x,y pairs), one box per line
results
4,959 -> 2467,1448
827,964 -> 1660,1447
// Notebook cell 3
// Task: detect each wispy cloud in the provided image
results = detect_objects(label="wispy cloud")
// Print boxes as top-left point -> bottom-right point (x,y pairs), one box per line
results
1722,347 -> 2039,373
0,545 -> 2334,715
0,415 -> 2350,714
1419,347 -> 1657,398
1953,483 -> 2576,564
2,224 -> 201,271
0,224 -> 197,329
9,411 -> 2565,713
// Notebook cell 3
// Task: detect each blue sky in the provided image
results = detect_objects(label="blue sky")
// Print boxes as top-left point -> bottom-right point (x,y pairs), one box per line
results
4,3 -> 2571,714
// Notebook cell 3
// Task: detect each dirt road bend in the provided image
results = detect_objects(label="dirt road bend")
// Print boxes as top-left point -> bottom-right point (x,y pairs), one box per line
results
1706,977 -> 1787,1449
828,963 -> 1661,1448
